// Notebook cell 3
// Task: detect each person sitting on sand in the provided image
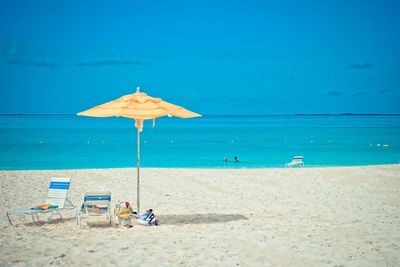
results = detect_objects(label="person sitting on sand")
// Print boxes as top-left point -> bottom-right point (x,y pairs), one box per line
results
233,156 -> 239,162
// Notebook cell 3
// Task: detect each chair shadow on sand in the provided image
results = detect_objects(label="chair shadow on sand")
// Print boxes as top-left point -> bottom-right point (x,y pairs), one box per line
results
24,217 -> 76,227
157,213 -> 248,225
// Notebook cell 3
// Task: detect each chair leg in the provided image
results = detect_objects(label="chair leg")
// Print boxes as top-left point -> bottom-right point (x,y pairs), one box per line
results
31,214 -> 39,224
77,212 -> 81,228
75,207 -> 79,225
6,212 -> 13,226
44,212 -> 53,222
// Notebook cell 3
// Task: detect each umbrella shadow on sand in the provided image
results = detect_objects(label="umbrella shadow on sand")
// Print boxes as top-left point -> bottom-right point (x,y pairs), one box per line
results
157,213 -> 248,225
82,214 -> 248,228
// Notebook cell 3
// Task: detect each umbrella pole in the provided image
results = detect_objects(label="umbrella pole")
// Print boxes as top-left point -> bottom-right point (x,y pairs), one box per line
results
137,127 -> 140,214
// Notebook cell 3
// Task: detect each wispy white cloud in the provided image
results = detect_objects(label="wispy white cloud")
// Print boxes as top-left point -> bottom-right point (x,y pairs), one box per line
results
7,60 -> 58,68
379,89 -> 391,94
350,63 -> 372,69
352,91 -> 367,97
325,90 -> 342,97
75,60 -> 152,66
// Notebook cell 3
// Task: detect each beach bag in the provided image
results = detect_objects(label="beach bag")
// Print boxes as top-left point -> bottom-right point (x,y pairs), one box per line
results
137,209 -> 159,226
115,202 -> 133,227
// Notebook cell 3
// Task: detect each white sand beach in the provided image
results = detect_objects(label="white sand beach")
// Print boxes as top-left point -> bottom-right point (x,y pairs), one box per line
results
1,165 -> 399,266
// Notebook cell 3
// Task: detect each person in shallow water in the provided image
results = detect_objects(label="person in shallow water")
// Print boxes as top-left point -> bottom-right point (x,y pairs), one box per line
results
233,156 -> 239,162
224,157 -> 228,162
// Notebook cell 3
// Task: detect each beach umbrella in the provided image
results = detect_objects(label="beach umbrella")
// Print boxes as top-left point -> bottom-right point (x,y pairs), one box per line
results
77,87 -> 201,213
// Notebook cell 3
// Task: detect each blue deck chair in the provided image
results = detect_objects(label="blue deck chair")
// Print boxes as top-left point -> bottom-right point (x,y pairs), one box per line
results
6,177 -> 75,225
77,191 -> 112,228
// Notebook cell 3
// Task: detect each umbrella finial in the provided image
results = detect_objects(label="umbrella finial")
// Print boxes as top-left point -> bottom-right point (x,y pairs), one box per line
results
136,86 -> 141,93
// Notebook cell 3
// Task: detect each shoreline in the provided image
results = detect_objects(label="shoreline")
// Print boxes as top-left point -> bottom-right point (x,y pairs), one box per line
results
1,163 -> 399,172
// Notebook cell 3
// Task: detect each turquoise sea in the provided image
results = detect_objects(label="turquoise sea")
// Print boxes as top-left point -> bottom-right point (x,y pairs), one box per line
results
0,115 -> 399,170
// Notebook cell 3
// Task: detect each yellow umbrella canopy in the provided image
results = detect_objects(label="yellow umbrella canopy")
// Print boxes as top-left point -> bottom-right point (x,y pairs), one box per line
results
77,87 -> 201,212
78,88 -> 200,120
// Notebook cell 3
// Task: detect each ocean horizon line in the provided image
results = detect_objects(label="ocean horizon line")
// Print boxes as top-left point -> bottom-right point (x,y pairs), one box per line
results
1,113 -> 400,117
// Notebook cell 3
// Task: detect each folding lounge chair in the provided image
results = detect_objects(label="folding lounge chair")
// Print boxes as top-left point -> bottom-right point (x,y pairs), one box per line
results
285,156 -> 304,168
6,177 -> 75,225
77,191 -> 112,228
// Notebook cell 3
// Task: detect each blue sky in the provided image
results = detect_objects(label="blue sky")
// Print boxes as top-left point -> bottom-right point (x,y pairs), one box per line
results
0,0 -> 399,114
